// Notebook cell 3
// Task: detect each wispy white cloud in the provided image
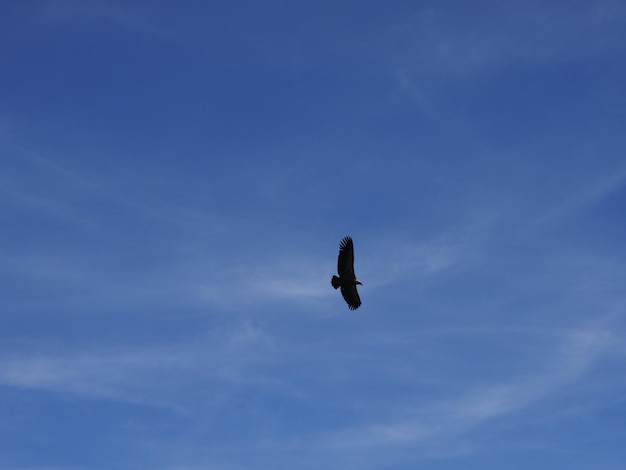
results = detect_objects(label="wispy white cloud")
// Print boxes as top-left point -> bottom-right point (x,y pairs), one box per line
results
527,166 -> 626,231
361,238 -> 465,289
392,2 -> 626,80
2,2 -> 624,469
391,2 -> 626,136
0,322 -> 276,410
0,145 -> 113,230
0,181 -> 90,227
2,319 -> 621,469
34,0 -> 169,37
317,324 -> 620,456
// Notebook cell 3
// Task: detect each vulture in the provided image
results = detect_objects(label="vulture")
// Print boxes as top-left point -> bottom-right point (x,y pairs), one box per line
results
331,236 -> 362,310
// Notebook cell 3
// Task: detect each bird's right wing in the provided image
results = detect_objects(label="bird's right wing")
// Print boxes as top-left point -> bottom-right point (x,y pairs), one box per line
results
337,236 -> 355,277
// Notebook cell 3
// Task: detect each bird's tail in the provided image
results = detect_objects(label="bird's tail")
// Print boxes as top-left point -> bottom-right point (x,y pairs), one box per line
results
331,275 -> 341,289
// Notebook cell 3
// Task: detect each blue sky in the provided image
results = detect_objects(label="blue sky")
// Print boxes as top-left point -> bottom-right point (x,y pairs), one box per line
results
1,1 -> 626,469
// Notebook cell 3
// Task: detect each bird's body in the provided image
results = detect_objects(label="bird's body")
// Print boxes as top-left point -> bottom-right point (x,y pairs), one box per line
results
331,236 -> 362,310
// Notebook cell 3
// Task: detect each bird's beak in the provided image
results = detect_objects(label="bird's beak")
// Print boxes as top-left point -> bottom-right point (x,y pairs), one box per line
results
356,280 -> 363,285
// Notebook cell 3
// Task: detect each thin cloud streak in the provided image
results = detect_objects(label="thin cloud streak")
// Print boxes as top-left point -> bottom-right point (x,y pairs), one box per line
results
0,322 -> 276,410
34,0 -> 170,38
319,324 -> 620,454
528,167 -> 626,231
391,2 -> 626,79
2,3 -> 625,468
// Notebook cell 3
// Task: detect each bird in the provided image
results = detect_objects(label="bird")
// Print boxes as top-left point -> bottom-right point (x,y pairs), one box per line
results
331,236 -> 363,310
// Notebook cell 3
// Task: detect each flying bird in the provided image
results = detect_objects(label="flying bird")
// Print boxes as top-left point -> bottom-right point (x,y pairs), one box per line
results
331,236 -> 362,310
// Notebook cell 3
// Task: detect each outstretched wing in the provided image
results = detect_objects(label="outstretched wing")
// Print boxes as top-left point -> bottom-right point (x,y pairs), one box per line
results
341,284 -> 361,310
337,236 -> 356,278
337,236 -> 361,310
